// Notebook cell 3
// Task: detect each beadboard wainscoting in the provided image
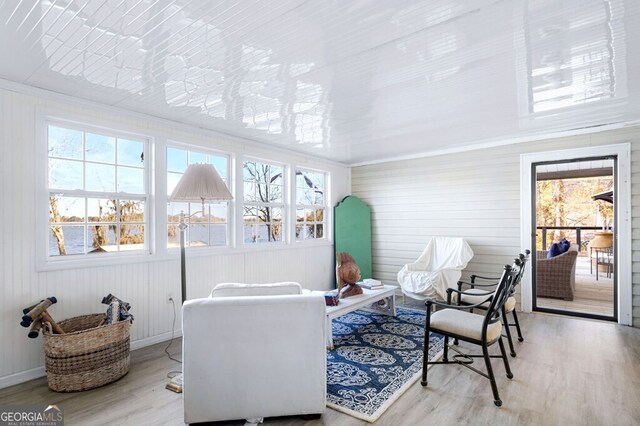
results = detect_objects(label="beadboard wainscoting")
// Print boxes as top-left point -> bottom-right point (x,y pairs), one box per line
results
0,86 -> 349,388
351,127 -> 640,327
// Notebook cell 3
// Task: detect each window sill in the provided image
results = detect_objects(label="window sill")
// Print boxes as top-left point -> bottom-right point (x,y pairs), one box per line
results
37,251 -> 155,272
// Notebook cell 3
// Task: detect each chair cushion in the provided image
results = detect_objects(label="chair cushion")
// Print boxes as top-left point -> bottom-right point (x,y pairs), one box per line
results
459,288 -> 493,306
210,282 -> 302,298
430,309 -> 502,342
504,296 -> 516,313
459,290 -> 516,314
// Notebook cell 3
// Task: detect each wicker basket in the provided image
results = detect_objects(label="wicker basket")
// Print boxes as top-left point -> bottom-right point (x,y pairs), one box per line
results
43,313 -> 131,392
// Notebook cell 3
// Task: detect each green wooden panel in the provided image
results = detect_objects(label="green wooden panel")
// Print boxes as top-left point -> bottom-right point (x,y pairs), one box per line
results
334,195 -> 372,283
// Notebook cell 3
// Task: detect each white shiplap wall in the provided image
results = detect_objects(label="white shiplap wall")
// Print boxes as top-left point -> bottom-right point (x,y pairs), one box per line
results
352,128 -> 640,327
0,87 -> 350,388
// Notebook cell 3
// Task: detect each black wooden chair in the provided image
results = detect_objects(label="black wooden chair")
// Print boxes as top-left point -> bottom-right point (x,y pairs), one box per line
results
421,262 -> 520,407
451,250 -> 530,357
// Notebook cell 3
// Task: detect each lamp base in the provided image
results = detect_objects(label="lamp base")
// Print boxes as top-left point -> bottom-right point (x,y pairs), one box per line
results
166,373 -> 183,393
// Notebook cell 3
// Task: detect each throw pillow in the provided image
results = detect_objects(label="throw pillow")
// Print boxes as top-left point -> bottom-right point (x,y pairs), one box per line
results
547,243 -> 562,258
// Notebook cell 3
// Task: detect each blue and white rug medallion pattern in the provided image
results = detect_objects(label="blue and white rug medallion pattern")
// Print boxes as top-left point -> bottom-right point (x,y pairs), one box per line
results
326,307 -> 444,422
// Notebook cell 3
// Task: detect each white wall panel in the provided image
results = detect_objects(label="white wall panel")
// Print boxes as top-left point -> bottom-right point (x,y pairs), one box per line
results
0,89 -> 349,388
352,127 -> 640,327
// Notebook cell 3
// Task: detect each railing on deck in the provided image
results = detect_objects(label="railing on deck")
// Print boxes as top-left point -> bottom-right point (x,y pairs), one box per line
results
537,226 -> 608,252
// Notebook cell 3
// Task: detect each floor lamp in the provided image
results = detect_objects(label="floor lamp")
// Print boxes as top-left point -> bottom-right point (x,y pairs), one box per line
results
166,163 -> 233,392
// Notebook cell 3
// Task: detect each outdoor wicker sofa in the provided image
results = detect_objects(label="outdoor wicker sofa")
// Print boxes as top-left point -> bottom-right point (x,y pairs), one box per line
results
536,245 -> 578,301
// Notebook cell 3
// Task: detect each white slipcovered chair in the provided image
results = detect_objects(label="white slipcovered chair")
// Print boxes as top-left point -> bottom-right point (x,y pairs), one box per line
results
182,282 -> 326,424
397,237 -> 474,301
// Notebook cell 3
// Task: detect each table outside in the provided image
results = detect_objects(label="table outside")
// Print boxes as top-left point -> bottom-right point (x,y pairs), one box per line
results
324,284 -> 396,349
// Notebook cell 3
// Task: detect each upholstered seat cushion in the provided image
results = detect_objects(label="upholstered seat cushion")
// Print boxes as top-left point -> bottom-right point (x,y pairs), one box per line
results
210,282 -> 302,298
460,289 -> 516,313
430,309 -> 502,342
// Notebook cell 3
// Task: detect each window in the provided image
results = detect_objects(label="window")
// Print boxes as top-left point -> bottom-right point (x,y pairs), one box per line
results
243,159 -> 285,243
295,168 -> 326,241
167,146 -> 230,248
47,124 -> 147,257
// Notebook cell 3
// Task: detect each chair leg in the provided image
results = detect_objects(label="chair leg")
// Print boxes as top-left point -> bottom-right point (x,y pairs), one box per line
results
421,321 -> 431,386
443,336 -> 449,361
482,342 -> 502,407
498,336 -> 514,380
511,309 -> 524,342
502,307 -> 516,357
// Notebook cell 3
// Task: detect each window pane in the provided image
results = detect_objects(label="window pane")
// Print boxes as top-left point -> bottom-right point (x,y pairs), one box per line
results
210,224 -> 226,246
120,224 -> 144,249
296,208 -> 304,222
168,172 -> 182,196
88,225 -> 117,253
117,166 -> 144,193
269,223 -> 283,242
316,224 -> 324,239
49,225 -> 84,256
167,147 -> 187,172
168,202 -> 189,223
244,161 -> 257,180
271,207 -> 282,221
189,151 -> 207,164
86,163 -> 115,192
86,133 -> 115,163
118,138 -> 144,167
244,182 -> 256,202
48,126 -> 82,159
208,156 -> 227,179
49,196 -> 85,223
189,224 -> 209,246
270,185 -> 283,203
316,208 -> 325,223
270,165 -> 283,183
210,204 -> 227,222
314,190 -> 324,205
168,224 -> 180,247
119,200 -> 144,222
49,159 -> 83,190
87,198 -> 115,222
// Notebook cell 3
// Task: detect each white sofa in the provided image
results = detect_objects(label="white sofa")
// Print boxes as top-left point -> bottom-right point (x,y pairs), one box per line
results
182,282 -> 327,424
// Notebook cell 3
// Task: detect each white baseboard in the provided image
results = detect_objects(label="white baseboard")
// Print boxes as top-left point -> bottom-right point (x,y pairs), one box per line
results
0,331 -> 183,389
0,367 -> 47,389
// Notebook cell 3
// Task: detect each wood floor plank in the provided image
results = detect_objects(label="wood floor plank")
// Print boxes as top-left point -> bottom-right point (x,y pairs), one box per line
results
1,311 -> 639,425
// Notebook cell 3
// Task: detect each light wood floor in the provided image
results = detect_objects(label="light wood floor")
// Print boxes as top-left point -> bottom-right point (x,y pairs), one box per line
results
1,311 -> 639,425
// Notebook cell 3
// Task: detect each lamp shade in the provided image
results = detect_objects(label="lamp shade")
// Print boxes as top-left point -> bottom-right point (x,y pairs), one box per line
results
170,163 -> 233,202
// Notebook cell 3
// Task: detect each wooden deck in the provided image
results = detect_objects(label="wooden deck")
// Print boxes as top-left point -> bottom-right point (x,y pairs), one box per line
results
537,257 -> 614,317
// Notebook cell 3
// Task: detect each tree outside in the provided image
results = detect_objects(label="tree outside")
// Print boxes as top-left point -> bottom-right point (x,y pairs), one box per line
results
536,175 -> 613,251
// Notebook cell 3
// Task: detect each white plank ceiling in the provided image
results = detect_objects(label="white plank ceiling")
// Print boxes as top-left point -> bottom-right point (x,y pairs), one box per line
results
1,0 -> 639,164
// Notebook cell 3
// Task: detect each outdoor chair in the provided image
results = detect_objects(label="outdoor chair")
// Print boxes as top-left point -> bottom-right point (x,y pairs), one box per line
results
451,250 -> 530,357
536,245 -> 578,300
421,262 -> 520,407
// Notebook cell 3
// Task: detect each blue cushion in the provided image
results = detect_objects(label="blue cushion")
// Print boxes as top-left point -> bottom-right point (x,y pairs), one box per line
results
547,243 -> 562,258
547,239 -> 571,258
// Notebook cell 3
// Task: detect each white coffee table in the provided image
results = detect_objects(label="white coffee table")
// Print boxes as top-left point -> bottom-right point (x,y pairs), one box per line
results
325,284 -> 396,349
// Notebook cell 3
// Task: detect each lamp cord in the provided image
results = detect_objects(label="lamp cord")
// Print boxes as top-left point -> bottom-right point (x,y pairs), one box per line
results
164,298 -> 182,373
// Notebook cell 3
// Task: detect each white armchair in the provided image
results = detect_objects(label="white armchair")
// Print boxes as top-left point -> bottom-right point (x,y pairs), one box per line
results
182,282 -> 327,424
397,237 -> 474,300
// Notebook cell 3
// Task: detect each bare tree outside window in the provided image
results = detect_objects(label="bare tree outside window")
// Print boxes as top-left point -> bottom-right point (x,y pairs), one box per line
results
243,161 -> 284,243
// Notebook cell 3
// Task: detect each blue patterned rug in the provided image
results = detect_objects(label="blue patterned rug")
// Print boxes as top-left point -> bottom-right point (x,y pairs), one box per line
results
326,307 -> 444,422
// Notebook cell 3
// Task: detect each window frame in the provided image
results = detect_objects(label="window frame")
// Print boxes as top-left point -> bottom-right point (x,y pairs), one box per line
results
294,167 -> 329,243
38,116 -> 153,269
166,142 -> 233,250
241,156 -> 288,245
